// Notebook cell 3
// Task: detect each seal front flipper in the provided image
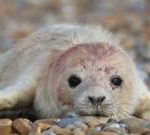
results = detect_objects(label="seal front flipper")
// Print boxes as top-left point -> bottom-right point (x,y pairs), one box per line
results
0,106 -> 37,121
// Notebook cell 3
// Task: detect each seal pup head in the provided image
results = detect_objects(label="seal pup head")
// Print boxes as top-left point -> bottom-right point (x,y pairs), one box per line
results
36,43 -> 140,119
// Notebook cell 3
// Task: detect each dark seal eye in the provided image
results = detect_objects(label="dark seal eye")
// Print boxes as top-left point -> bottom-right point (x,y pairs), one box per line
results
111,76 -> 123,86
68,75 -> 81,88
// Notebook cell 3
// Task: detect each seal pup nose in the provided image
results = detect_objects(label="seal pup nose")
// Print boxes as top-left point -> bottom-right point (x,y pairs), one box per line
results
88,96 -> 106,105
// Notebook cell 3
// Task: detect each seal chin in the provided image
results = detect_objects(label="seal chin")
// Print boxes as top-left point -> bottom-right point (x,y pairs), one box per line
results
79,111 -> 110,117
75,105 -> 115,117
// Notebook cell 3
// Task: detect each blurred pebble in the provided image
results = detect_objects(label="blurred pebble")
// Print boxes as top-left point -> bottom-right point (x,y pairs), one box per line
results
35,118 -> 60,125
12,118 -> 32,135
98,131 -> 118,135
119,118 -> 150,134
74,120 -> 88,130
57,118 -> 79,128
120,118 -> 150,129
42,130 -> 56,135
29,121 -> 50,135
0,119 -> 12,135
73,128 -> 85,135
50,125 -> 71,135
83,116 -> 108,128
50,125 -> 62,133
102,123 -> 127,134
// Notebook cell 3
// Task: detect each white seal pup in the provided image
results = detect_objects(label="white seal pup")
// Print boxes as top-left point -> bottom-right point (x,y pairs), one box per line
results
0,24 -> 149,120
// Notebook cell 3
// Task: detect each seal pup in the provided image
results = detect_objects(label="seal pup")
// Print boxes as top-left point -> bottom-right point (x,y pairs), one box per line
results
0,24 -> 149,120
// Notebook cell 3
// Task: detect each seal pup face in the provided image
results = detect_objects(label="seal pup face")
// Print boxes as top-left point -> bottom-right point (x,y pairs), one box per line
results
50,43 -> 138,119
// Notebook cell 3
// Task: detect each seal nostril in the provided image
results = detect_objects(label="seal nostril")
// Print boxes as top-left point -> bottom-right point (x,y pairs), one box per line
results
88,96 -> 96,105
97,96 -> 106,104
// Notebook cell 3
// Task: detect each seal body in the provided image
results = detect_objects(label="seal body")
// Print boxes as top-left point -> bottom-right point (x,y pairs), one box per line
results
0,24 -> 149,119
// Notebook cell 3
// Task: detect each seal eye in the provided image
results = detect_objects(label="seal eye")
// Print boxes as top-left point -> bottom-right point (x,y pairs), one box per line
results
111,76 -> 122,86
68,75 -> 81,88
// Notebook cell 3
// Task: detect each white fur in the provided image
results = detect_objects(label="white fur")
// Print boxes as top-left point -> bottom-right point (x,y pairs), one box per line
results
0,24 -> 148,119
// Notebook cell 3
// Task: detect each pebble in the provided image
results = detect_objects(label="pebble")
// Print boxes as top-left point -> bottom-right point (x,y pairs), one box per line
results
102,122 -> 127,134
42,130 -> 56,135
141,110 -> 150,121
73,128 -> 85,135
74,120 -> 88,130
35,118 -> 60,125
98,131 -> 118,135
1,117 -> 150,135
83,116 -> 107,128
119,118 -> 150,134
66,124 -> 76,130
88,129 -> 118,135
29,121 -> 50,135
94,126 -> 102,132
50,125 -> 71,135
12,118 -> 32,135
0,119 -> 12,135
57,118 -> 78,128
129,134 -> 140,135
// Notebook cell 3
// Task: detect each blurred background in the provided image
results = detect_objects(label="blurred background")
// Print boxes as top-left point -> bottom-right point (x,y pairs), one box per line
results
0,0 -> 150,86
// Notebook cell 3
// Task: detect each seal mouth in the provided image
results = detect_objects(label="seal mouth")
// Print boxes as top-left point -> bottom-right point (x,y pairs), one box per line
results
78,110 -> 113,117
75,105 -> 115,117
80,112 -> 109,117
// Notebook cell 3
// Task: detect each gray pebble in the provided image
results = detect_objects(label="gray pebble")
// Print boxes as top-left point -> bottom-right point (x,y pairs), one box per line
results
57,118 -> 79,128
119,118 -> 150,134
102,123 -> 126,134
74,121 -> 88,130
42,130 -> 56,135
94,126 -> 102,131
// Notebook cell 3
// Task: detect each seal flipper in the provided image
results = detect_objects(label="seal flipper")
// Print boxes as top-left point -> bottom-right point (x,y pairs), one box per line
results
0,106 -> 37,121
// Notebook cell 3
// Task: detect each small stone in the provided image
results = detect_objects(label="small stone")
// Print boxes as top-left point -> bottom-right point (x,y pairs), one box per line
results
130,127 -> 149,134
102,123 -> 126,134
0,119 -> 12,135
94,126 -> 102,132
35,118 -> 60,125
42,130 -> 56,135
66,124 -> 76,130
129,134 -> 140,135
88,129 -> 119,135
12,118 -> 32,135
50,126 -> 71,135
141,111 -> 150,121
73,128 -> 85,135
119,123 -> 128,130
62,128 -> 71,135
142,131 -> 150,135
50,125 -> 71,135
57,118 -> 78,128
105,123 -> 120,129
98,131 -> 118,135
98,117 -> 109,124
29,121 -> 50,135
83,116 -> 101,128
119,118 -> 150,134
74,121 -> 88,130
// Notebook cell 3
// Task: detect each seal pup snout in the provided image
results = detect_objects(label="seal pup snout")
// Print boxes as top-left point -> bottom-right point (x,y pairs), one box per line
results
88,96 -> 106,105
